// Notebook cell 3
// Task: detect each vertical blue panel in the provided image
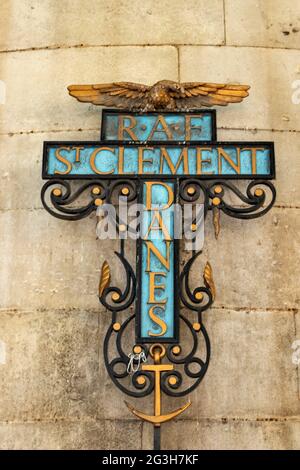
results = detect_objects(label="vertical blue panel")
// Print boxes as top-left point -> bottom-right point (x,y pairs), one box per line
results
140,181 -> 175,340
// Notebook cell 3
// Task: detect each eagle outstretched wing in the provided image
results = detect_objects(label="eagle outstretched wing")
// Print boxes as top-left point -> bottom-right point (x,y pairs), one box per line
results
68,80 -> 250,110
68,82 -> 151,109
171,82 -> 250,108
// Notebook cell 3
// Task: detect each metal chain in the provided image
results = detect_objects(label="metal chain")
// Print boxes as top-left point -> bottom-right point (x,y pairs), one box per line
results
127,351 -> 147,375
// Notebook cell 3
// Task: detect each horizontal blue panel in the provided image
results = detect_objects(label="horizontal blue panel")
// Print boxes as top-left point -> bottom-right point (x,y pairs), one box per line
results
44,142 -> 274,178
140,182 -> 175,340
101,110 -> 215,141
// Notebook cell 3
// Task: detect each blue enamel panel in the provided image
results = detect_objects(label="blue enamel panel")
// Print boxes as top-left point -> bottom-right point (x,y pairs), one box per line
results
45,143 -> 273,177
140,182 -> 175,340
101,111 -> 215,141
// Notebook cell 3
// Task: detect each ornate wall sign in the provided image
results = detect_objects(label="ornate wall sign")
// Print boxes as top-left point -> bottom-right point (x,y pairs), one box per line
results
41,81 -> 276,450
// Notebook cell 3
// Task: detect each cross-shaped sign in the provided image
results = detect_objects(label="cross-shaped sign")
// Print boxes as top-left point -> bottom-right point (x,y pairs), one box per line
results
41,108 -> 276,450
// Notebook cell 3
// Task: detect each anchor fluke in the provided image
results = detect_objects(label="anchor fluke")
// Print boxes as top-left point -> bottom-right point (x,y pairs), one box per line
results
124,400 -> 191,425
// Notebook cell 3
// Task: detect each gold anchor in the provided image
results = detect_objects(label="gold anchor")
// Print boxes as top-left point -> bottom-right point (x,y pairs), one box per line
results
125,344 -> 191,425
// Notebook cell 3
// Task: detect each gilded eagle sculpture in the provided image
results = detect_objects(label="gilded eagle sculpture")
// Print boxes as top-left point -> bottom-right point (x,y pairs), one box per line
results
68,80 -> 250,111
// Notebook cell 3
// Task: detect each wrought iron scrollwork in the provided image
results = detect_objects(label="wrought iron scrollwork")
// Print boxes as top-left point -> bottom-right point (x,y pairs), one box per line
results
41,179 -> 107,220
99,251 -> 136,315
179,178 -> 276,220
100,250 -> 155,398
179,179 -> 210,215
41,178 -> 140,223
161,315 -> 211,397
180,251 -> 213,316
105,179 -> 139,234
207,180 -> 276,219
107,179 -> 138,204
179,178 -> 276,238
42,177 -> 276,404
103,315 -> 155,398
100,246 -> 214,400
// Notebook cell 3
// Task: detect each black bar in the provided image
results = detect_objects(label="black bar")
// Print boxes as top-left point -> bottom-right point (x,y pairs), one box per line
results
0,450 -> 297,465
153,426 -> 161,451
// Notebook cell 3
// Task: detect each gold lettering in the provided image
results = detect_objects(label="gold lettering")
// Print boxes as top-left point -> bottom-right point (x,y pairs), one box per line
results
148,115 -> 173,140
90,147 -> 115,175
241,147 -> 265,174
147,305 -> 168,337
196,147 -> 214,175
116,147 -> 134,175
145,240 -> 171,272
144,182 -> 174,211
54,146 -> 72,175
72,146 -> 84,163
218,147 -> 241,174
160,147 -> 189,175
118,146 -> 124,174
138,147 -> 154,174
148,272 -> 167,304
185,114 -> 203,140
118,115 -> 138,140
144,212 -> 171,241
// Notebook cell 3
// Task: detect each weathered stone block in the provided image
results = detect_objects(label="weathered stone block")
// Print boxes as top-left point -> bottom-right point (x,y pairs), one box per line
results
180,46 -> 300,132
184,308 -> 300,419
218,128 -> 300,208
142,418 -> 300,450
0,207 -> 298,311
188,207 -> 300,310
0,209 -> 115,310
0,0 -> 224,50
0,419 -> 142,449
0,309 -> 101,422
0,130 -> 99,211
0,46 -> 177,134
226,0 -> 300,49
0,308 -> 298,423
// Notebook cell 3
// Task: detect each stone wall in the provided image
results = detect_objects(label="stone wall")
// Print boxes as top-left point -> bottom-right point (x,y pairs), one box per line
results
0,0 -> 299,449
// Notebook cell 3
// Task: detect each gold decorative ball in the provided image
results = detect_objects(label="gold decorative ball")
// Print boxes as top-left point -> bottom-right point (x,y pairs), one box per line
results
133,345 -> 142,354
168,376 -> 177,386
214,186 -> 223,194
172,345 -> 181,356
212,197 -> 221,206
137,376 -> 146,385
121,187 -> 130,196
112,292 -> 120,302
113,322 -> 121,331
195,292 -> 203,301
92,187 -> 101,195
193,322 -> 201,332
254,188 -> 264,197
187,186 -> 196,196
